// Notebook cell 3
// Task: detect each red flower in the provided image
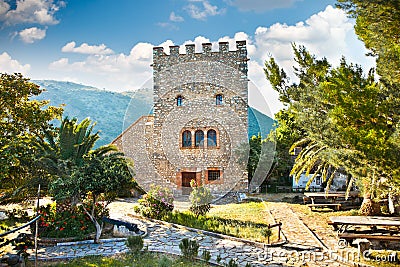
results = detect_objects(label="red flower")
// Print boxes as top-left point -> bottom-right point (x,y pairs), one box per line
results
60,227 -> 65,231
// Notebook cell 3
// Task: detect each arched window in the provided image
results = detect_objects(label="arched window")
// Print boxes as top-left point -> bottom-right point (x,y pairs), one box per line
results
195,130 -> 204,147
207,129 -> 217,147
216,94 -> 223,105
182,130 -> 192,147
176,95 -> 183,106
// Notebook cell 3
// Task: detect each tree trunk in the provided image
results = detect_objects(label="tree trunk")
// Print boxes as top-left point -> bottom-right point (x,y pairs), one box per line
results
81,198 -> 103,244
359,193 -> 380,216
93,220 -> 102,243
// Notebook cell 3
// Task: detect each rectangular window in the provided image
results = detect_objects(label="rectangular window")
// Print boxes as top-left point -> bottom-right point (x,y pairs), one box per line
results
208,170 -> 220,181
316,176 -> 321,185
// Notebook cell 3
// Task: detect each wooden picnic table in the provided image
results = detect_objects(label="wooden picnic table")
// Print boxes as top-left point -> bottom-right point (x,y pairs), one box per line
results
303,191 -> 360,204
329,216 -> 400,227
328,216 -> 400,243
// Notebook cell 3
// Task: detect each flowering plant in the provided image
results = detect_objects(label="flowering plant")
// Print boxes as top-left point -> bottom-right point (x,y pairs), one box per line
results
34,200 -> 102,238
137,184 -> 174,219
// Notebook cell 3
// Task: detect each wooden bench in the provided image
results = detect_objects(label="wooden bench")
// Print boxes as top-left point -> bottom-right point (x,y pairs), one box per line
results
339,232 -> 400,242
307,203 -> 342,211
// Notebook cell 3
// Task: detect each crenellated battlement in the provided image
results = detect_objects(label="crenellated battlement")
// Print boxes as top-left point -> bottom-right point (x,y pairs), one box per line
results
152,40 -> 248,75
153,40 -> 247,57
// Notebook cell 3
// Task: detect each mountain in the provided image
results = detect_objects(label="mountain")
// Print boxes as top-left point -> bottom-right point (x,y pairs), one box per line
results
32,80 -> 275,147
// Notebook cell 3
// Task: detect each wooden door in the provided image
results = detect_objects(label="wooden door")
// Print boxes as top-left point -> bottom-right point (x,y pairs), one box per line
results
181,172 -> 196,195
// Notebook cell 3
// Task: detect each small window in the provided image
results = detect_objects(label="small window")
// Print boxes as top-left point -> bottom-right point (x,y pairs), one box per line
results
216,94 -> 223,105
195,130 -> 204,147
208,170 -> 220,181
177,95 -> 183,106
315,176 -> 321,185
207,129 -> 217,147
182,130 -> 192,147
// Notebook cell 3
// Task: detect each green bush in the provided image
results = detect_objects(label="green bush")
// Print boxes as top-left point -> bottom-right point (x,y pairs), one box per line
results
189,180 -> 213,218
260,228 -> 272,238
201,250 -> 211,262
137,185 -> 174,219
125,235 -> 144,255
179,238 -> 199,259
158,255 -> 173,267
225,259 -> 239,267
34,202 -> 96,238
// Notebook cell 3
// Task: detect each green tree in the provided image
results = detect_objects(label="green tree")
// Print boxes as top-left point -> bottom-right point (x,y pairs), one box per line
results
38,117 -> 116,180
266,109 -> 305,184
50,150 -> 139,243
0,73 -> 63,203
265,45 -> 400,214
44,117 -> 142,242
337,0 -> 400,85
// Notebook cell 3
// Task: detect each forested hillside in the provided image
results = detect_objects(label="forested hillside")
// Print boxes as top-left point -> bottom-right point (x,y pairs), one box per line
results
33,80 -> 274,147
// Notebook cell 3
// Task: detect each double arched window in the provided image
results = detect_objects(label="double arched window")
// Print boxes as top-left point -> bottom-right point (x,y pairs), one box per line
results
181,129 -> 219,149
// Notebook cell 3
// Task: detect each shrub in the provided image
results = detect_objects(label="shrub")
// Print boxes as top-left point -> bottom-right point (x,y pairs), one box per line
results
216,254 -> 222,263
158,255 -> 173,267
225,259 -> 239,267
189,180 -> 213,217
179,238 -> 199,259
34,202 -> 95,238
201,249 -> 211,262
125,235 -> 144,255
137,185 -> 174,219
261,227 -> 272,239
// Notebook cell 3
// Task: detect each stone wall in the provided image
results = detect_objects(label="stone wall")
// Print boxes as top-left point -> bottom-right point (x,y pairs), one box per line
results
152,41 -> 249,195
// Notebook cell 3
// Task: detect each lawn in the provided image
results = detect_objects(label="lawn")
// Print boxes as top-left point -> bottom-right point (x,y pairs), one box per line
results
33,252 -> 212,267
160,201 -> 280,244
209,202 -> 270,224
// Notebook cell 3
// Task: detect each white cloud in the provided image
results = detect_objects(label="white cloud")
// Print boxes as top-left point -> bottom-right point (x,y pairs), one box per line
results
18,27 -> 46,43
61,41 -> 114,55
0,52 -> 31,74
169,11 -> 184,22
0,1 -> 10,16
252,5 -> 374,74
49,42 -> 155,91
0,0 -> 64,26
226,0 -> 300,12
185,0 -> 225,20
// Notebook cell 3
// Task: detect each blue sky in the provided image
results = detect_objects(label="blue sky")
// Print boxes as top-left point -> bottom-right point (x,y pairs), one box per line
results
0,0 -> 375,115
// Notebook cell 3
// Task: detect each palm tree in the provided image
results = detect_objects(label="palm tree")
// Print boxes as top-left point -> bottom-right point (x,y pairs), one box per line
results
37,117 -> 118,208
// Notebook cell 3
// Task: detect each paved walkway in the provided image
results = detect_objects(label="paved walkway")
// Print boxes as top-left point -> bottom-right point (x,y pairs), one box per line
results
30,201 -> 291,266
27,198 -> 361,267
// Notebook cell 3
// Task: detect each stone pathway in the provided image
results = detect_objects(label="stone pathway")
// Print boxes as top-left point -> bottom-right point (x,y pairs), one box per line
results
26,198 -> 361,267
267,202 -> 323,250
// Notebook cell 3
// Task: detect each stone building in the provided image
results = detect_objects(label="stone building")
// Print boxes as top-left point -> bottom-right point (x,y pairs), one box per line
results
113,41 -> 249,197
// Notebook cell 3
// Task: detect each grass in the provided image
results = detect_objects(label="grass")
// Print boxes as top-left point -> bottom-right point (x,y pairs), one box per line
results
161,201 -> 279,244
209,202 -> 270,224
32,252 -> 212,267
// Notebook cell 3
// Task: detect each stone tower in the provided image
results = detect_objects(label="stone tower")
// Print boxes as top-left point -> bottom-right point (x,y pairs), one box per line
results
113,41 -> 249,197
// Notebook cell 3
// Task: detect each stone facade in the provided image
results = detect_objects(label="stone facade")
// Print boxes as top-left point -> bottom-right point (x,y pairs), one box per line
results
113,41 -> 249,196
